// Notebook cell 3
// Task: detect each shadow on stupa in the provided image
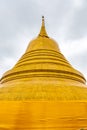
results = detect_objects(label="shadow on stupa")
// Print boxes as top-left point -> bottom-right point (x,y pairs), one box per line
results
0,128 -> 9,130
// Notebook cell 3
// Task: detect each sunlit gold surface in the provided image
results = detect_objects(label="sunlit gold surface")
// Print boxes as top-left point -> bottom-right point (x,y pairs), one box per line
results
0,101 -> 87,130
0,17 -> 87,129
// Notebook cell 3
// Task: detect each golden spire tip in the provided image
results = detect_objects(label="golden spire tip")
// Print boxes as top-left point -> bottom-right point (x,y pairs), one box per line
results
38,16 -> 49,38
42,16 -> 45,26
42,16 -> 44,19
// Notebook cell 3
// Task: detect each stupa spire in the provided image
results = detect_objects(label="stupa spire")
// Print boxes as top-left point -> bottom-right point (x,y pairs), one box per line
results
42,16 -> 45,26
38,16 -> 49,38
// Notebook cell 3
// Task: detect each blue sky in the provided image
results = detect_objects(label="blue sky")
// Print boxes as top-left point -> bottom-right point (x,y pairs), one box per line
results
0,0 -> 87,81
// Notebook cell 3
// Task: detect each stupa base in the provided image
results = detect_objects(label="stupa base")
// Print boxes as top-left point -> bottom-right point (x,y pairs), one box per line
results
0,101 -> 87,130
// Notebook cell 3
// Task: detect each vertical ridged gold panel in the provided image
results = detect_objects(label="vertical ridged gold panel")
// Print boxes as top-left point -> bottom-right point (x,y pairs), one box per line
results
0,101 -> 87,130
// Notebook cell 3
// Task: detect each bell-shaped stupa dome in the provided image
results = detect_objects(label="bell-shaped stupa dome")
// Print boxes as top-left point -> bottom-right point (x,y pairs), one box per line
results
0,16 -> 87,100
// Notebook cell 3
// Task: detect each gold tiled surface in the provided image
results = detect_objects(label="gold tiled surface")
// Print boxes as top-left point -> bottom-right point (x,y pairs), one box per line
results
0,101 -> 87,130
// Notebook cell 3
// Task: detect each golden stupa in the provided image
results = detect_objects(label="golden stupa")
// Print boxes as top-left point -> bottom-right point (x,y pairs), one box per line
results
0,16 -> 87,129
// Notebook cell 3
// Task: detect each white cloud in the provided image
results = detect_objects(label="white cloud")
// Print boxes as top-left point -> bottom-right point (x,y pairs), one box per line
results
60,37 -> 87,57
73,0 -> 84,8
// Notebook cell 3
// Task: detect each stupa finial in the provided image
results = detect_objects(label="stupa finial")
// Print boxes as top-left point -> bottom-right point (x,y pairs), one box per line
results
42,16 -> 45,26
38,16 -> 49,38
